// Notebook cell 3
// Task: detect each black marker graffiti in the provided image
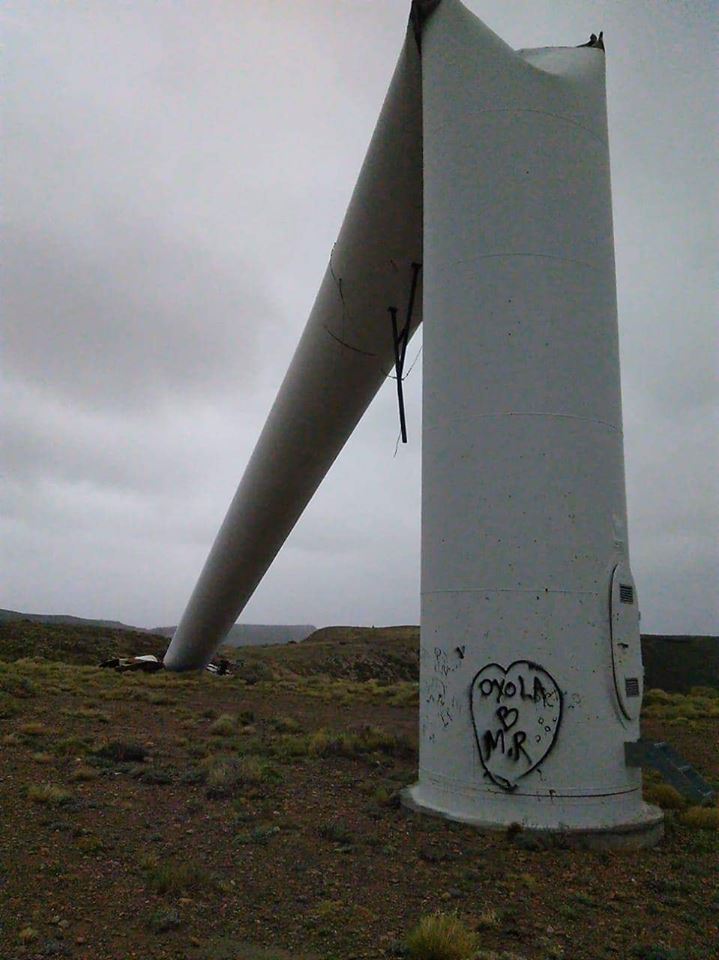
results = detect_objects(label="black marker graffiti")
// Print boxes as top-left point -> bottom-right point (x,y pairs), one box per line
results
470,660 -> 562,792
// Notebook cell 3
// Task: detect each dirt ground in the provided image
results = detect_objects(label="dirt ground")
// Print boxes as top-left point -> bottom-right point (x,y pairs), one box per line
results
0,627 -> 717,960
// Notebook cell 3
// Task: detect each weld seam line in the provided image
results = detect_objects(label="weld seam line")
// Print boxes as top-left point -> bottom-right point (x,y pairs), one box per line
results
424,412 -> 620,432
443,252 -> 597,271
422,587 -> 601,597
428,107 -> 607,146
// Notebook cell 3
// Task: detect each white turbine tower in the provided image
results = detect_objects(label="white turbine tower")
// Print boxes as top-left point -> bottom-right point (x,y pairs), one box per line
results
164,0 -> 662,847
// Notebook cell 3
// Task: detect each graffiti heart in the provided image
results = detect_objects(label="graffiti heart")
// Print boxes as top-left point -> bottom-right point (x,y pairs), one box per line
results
470,660 -> 562,792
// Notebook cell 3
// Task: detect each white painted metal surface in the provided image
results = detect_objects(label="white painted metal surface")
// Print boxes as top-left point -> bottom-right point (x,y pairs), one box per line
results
405,0 -> 658,833
166,0 -> 659,840
164,23 -> 422,670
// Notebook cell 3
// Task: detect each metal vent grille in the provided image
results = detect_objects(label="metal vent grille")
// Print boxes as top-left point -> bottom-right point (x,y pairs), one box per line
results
619,584 -> 634,604
625,677 -> 640,698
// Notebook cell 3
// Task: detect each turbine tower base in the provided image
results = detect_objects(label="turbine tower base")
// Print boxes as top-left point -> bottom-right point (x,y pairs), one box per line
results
401,783 -> 664,850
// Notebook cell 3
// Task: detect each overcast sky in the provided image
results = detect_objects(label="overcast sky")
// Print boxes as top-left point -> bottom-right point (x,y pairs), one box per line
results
2,1 -> 716,634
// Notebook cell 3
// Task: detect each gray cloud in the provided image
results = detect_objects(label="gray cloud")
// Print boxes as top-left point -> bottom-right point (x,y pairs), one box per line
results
5,225 -> 276,409
1,1 -> 715,634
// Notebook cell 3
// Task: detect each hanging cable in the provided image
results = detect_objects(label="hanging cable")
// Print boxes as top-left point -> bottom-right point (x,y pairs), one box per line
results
389,261 -> 422,444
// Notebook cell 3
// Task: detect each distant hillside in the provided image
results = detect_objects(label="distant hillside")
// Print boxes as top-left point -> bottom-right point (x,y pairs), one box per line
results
0,610 -> 316,650
1,610 -> 716,692
154,623 -> 317,647
0,618 -> 167,665
304,625 -> 419,645
0,608 -> 146,632
643,635 -> 719,693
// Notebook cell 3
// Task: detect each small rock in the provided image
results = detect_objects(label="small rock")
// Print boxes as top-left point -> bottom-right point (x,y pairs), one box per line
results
41,939 -> 69,957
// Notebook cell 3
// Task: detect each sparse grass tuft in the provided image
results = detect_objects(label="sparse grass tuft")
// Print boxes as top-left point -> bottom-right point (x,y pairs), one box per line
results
475,908 -> 501,930
77,835 -> 105,854
642,688 -> 719,721
0,670 -> 36,698
373,785 -> 400,808
236,824 -> 281,846
318,821 -> 354,845
269,715 -> 301,733
679,806 -> 719,830
28,783 -> 72,805
70,765 -> 101,782
308,725 -> 412,759
54,735 -> 92,757
203,755 -> 276,798
62,705 -> 110,723
405,911 -> 478,960
273,733 -> 312,759
0,695 -> 20,718
18,721 -> 51,736
209,713 -> 236,737
643,782 -> 686,810
385,681 -> 419,706
142,857 -> 212,895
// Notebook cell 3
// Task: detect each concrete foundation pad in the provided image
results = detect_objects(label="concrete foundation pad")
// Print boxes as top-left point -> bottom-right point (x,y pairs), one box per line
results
400,785 -> 664,850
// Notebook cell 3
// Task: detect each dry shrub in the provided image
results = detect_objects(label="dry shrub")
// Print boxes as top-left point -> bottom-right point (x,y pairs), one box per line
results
405,911 -> 478,960
62,706 -> 110,723
0,670 -> 36,698
680,806 -> 719,830
143,859 -> 211,895
308,725 -> 411,759
475,908 -> 501,930
209,714 -> 236,737
18,721 -> 50,736
203,755 -> 270,797
54,736 -> 92,757
28,783 -> 72,806
643,782 -> 686,810
269,715 -> 301,733
77,835 -> 104,854
70,765 -> 100,782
